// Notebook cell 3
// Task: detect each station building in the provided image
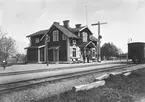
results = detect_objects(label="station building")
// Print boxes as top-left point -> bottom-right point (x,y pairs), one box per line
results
25,20 -> 98,63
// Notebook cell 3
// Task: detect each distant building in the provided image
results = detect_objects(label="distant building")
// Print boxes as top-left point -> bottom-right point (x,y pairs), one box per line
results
25,20 -> 98,63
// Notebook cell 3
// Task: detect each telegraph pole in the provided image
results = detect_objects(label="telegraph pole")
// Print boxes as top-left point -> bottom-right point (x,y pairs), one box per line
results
45,35 -> 49,66
85,5 -> 88,26
92,21 -> 107,62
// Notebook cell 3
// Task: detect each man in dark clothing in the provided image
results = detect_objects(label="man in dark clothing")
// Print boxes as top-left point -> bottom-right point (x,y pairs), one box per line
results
86,51 -> 90,63
83,51 -> 86,63
2,60 -> 7,70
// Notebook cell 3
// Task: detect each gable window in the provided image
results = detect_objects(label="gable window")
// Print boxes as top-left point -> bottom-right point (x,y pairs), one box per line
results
53,30 -> 59,41
46,35 -> 50,42
35,38 -> 39,43
72,40 -> 76,45
82,32 -> 88,42
62,34 -> 67,40
72,48 -> 76,57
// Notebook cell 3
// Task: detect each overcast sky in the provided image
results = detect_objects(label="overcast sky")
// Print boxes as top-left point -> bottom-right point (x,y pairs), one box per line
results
0,0 -> 145,53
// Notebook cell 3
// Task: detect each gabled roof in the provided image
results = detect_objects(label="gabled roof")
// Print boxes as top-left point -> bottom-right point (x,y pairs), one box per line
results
26,21 -> 96,42
40,23 -> 80,41
90,35 -> 98,42
26,29 -> 49,37
79,41 -> 97,48
70,26 -> 93,35
54,23 -> 80,38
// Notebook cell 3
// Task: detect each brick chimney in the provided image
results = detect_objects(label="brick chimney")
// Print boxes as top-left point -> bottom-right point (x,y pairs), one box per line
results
53,22 -> 60,25
63,20 -> 70,28
75,24 -> 81,28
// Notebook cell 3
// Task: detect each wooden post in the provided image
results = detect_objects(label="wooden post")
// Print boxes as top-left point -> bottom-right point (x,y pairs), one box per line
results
45,35 -> 49,66
92,21 -> 107,62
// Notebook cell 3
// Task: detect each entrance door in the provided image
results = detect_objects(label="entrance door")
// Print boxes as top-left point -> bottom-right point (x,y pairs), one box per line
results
53,49 -> 59,63
40,48 -> 44,62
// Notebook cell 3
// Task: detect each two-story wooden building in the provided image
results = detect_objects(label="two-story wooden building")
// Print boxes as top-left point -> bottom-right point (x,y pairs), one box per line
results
25,20 -> 98,63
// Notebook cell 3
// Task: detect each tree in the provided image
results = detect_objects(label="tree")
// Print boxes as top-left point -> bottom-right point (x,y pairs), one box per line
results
101,42 -> 120,60
15,53 -> 27,63
0,28 -> 17,60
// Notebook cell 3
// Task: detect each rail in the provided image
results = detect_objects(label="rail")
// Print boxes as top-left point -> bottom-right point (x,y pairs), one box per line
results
0,64 -> 137,94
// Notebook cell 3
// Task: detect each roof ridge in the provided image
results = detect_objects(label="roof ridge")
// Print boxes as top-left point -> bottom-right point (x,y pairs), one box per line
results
54,24 -> 80,39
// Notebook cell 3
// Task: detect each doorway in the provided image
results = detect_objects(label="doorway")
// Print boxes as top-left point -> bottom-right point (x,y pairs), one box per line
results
53,49 -> 59,63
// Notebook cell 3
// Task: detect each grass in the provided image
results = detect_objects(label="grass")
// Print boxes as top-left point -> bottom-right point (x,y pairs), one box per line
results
34,67 -> 145,102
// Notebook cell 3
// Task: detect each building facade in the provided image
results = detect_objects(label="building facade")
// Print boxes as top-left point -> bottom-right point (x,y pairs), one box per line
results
25,20 -> 98,63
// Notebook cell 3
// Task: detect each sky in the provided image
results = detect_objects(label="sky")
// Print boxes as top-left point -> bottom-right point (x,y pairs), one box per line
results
0,0 -> 145,54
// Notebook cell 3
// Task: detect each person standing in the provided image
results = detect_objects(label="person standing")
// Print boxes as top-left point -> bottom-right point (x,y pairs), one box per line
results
86,51 -> 90,63
83,51 -> 86,63
2,60 -> 7,70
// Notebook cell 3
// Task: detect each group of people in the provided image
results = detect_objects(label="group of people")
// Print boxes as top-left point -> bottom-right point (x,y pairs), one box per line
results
82,50 -> 91,63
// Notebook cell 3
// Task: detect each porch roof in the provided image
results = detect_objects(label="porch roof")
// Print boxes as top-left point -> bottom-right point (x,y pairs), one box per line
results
79,41 -> 97,49
48,46 -> 60,50
24,45 -> 45,49
24,46 -> 38,49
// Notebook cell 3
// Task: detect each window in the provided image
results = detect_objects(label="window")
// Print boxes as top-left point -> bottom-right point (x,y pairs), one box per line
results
53,30 -> 59,41
78,32 -> 80,37
72,48 -> 76,57
35,38 -> 39,43
72,40 -> 76,45
62,34 -> 67,40
46,35 -> 50,42
82,32 -> 88,42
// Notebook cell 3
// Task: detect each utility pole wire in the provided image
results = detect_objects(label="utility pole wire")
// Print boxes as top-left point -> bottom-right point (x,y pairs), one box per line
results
85,5 -> 88,26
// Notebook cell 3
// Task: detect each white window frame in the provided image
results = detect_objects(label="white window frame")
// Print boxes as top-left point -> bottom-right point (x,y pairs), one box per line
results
62,34 -> 67,40
53,30 -> 59,41
82,32 -> 88,42
35,38 -> 39,43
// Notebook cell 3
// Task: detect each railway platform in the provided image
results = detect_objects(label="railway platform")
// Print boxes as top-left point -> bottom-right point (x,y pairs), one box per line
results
0,60 -> 129,85
0,60 -> 125,73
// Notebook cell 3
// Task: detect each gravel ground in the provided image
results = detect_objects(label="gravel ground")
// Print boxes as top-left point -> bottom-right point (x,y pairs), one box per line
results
0,71 -> 105,102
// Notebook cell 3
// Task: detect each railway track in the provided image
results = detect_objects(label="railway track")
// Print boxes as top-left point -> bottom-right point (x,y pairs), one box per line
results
0,63 -> 138,94
0,61 -> 126,76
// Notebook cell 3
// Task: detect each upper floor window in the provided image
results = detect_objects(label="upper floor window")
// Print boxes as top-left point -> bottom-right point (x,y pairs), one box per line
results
62,34 -> 67,40
82,32 -> 88,42
35,38 -> 39,43
72,40 -> 76,45
53,30 -> 59,41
